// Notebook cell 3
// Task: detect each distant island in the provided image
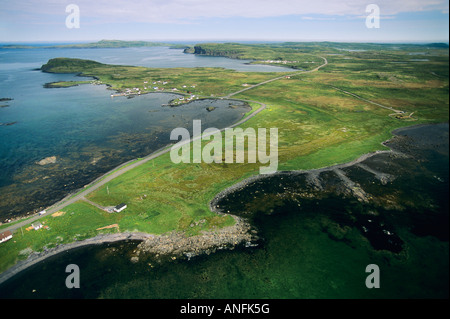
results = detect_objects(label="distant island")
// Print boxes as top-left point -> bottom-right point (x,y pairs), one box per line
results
3,40 -> 447,52
1,39 -> 190,50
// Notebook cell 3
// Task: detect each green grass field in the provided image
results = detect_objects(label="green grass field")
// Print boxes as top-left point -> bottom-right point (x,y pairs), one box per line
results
1,42 -> 448,275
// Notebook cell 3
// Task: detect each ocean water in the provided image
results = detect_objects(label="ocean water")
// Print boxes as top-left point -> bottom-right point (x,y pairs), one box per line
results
0,124 -> 447,299
0,46 -> 287,219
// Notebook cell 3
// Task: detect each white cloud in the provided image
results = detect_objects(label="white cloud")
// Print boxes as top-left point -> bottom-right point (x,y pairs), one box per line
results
1,0 -> 448,24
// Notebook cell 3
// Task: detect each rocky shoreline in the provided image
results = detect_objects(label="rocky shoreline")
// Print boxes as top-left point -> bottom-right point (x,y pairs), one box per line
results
208,122 -> 443,212
135,215 -> 257,261
210,148 -> 395,212
0,215 -> 256,286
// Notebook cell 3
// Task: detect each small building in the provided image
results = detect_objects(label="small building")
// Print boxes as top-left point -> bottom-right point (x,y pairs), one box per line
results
0,230 -> 12,244
32,222 -> 43,230
114,203 -> 127,213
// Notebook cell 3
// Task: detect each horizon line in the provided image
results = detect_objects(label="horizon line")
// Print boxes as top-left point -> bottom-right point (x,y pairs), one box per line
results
1,39 -> 449,45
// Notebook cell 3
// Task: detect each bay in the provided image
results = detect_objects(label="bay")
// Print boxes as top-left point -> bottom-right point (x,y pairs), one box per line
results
0,45 -> 286,219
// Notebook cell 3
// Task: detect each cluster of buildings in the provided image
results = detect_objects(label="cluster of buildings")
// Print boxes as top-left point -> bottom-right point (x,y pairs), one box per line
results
145,80 -> 196,92
260,60 -> 299,64
112,80 -> 198,98
0,202 -> 130,247
144,80 -> 169,91
0,221 -> 46,244
171,94 -> 199,105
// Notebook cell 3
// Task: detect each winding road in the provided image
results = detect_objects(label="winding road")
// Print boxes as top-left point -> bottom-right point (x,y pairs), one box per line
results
225,56 -> 328,99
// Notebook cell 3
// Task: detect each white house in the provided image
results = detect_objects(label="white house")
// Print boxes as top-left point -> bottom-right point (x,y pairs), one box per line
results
0,230 -> 12,244
114,203 -> 127,213
32,222 -> 43,230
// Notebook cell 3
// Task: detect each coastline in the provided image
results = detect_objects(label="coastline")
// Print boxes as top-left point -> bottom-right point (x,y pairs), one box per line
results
0,95 -> 255,229
209,122 -> 449,212
0,122 -> 447,286
0,232 -> 152,286
210,149 -> 394,212
0,54 -> 323,224
136,215 -> 256,260
0,146 -> 390,286
0,95 -> 262,285
0,215 -> 254,286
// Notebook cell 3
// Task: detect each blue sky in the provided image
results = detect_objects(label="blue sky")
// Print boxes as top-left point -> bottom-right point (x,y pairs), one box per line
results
0,0 -> 448,43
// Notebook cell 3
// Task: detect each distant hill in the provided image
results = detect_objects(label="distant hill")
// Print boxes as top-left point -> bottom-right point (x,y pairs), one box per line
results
51,40 -> 171,48
40,58 -> 106,73
1,40 -> 189,49
426,43 -> 449,48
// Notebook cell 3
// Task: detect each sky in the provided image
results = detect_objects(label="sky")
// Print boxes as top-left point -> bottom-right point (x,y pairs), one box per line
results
0,0 -> 448,43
